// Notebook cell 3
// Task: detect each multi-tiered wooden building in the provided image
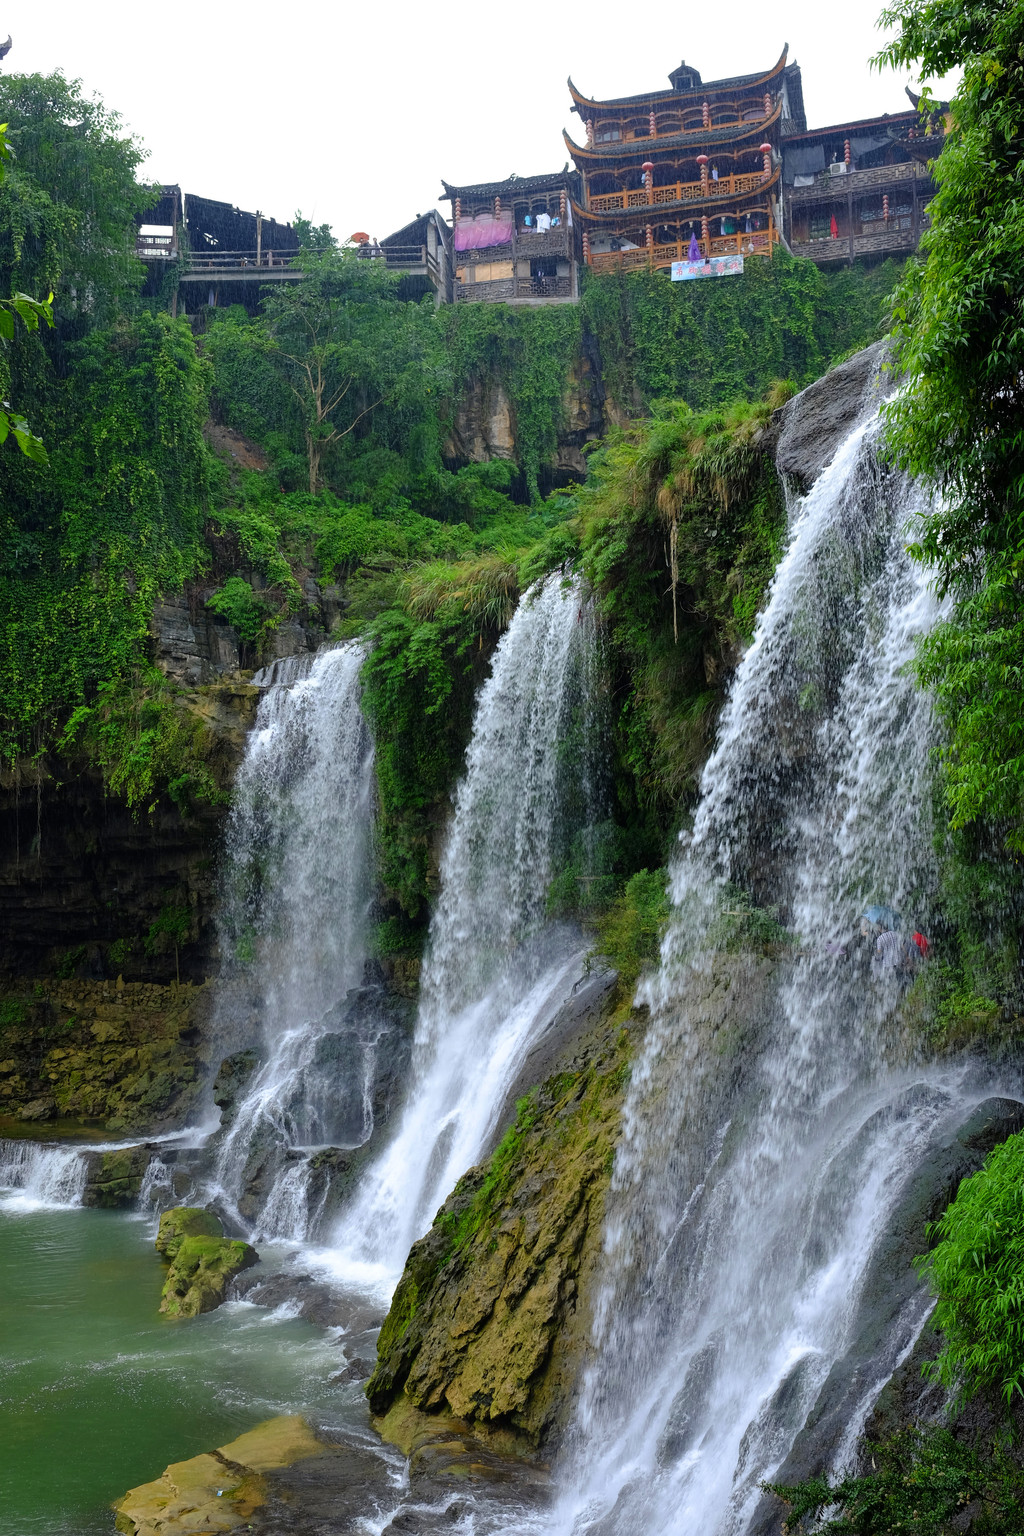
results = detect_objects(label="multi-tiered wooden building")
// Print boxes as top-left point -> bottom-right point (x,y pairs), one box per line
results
565,50 -> 806,274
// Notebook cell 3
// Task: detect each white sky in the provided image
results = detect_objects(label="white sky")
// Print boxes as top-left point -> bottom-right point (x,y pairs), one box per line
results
9,1 -> 950,241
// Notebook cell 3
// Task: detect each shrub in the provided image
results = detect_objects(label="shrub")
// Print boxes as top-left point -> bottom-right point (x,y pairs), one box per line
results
917,1130 -> 1024,1407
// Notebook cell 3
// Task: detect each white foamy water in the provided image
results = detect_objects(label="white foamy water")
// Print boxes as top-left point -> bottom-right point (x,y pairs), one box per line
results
0,1141 -> 89,1211
323,574 -> 602,1294
208,643 -> 376,1234
544,403 -> 966,1536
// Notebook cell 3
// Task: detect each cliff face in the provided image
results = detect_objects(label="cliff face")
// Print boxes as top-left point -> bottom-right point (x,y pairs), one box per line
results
0,977 -> 215,1133
0,681 -> 255,985
446,339 -> 630,484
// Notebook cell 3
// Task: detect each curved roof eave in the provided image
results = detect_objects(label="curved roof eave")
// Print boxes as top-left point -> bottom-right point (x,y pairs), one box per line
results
567,47 -> 789,117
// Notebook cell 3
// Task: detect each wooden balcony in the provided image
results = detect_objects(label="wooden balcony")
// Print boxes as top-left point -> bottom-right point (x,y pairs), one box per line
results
455,275 -> 575,303
179,249 -> 302,282
594,109 -> 771,145
587,226 -> 778,274
790,226 -> 920,264
455,227 -> 571,263
589,171 -> 767,213
786,159 -> 933,204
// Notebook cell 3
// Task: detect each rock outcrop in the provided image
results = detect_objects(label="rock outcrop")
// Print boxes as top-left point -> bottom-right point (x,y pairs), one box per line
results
0,979 -> 214,1132
114,1415 -> 326,1536
367,1000 -> 630,1453
771,338 -> 890,491
156,1206 -> 258,1317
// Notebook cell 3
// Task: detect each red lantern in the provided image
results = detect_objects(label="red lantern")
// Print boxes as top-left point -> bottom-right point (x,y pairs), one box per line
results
642,160 -> 655,202
697,152 -> 709,195
702,100 -> 710,128
649,110 -> 657,138
883,194 -> 890,221
759,142 -> 772,179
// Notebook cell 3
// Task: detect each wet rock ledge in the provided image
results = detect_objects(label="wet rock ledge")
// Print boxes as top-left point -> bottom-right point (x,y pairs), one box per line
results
367,992 -> 633,1459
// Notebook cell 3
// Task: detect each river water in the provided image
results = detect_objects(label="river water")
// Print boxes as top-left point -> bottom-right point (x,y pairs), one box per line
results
0,1205 -> 356,1536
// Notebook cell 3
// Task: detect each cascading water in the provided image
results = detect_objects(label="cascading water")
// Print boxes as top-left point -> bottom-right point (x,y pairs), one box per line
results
546,403 -> 981,1536
324,573 -> 603,1293
207,643 -> 377,1238
0,1141 -> 89,1211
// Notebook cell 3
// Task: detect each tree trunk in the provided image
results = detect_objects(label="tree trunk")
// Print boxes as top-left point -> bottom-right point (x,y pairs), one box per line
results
306,431 -> 322,495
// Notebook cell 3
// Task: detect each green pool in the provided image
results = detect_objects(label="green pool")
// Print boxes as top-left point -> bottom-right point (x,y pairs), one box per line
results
0,1204 -> 348,1535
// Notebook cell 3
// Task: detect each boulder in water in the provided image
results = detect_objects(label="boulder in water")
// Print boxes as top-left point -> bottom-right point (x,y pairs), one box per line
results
155,1205 -> 258,1318
82,1145 -> 151,1208
113,1414 -> 325,1535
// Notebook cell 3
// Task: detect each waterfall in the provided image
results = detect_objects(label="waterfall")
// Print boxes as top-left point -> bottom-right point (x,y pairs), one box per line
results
548,407 -> 968,1536
0,1141 -> 89,1210
208,643 -> 377,1236
323,573 -> 602,1293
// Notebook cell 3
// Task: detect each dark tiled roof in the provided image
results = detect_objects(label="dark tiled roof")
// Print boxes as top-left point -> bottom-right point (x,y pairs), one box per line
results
440,172 -> 571,201
568,48 -> 788,115
783,110 -> 918,143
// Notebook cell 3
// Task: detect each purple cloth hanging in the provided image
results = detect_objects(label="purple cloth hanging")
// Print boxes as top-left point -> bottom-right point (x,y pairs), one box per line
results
454,215 -> 514,252
688,233 -> 700,261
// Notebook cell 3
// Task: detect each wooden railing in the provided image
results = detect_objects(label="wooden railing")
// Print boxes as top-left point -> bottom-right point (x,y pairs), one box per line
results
786,160 -> 932,202
455,275 -> 574,302
455,227 -> 571,263
589,171 -> 767,213
182,248 -> 300,271
593,107 -> 771,144
587,227 -> 778,273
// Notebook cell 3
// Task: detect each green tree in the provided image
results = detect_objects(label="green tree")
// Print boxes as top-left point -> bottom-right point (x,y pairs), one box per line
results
0,122 -> 52,460
0,71 -> 151,316
875,0 -> 1024,849
259,245 -> 441,494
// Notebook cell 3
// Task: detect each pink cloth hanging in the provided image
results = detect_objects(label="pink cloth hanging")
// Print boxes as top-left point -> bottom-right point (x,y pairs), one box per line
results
454,215 -> 514,251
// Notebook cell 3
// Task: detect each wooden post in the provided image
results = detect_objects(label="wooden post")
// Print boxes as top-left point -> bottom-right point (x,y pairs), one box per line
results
848,188 -> 855,264
256,211 -> 262,266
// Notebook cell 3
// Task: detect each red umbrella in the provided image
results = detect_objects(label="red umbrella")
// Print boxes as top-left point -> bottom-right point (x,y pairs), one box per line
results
830,214 -> 839,239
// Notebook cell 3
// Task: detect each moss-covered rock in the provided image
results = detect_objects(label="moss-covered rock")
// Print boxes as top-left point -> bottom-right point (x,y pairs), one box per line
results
113,1414 -> 325,1535
366,1004 -> 632,1451
82,1145 -> 151,1208
0,978 -> 214,1134
155,1206 -> 258,1317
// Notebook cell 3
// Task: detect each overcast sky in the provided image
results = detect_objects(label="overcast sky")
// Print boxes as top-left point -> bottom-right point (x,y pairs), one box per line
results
9,1 -> 950,241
